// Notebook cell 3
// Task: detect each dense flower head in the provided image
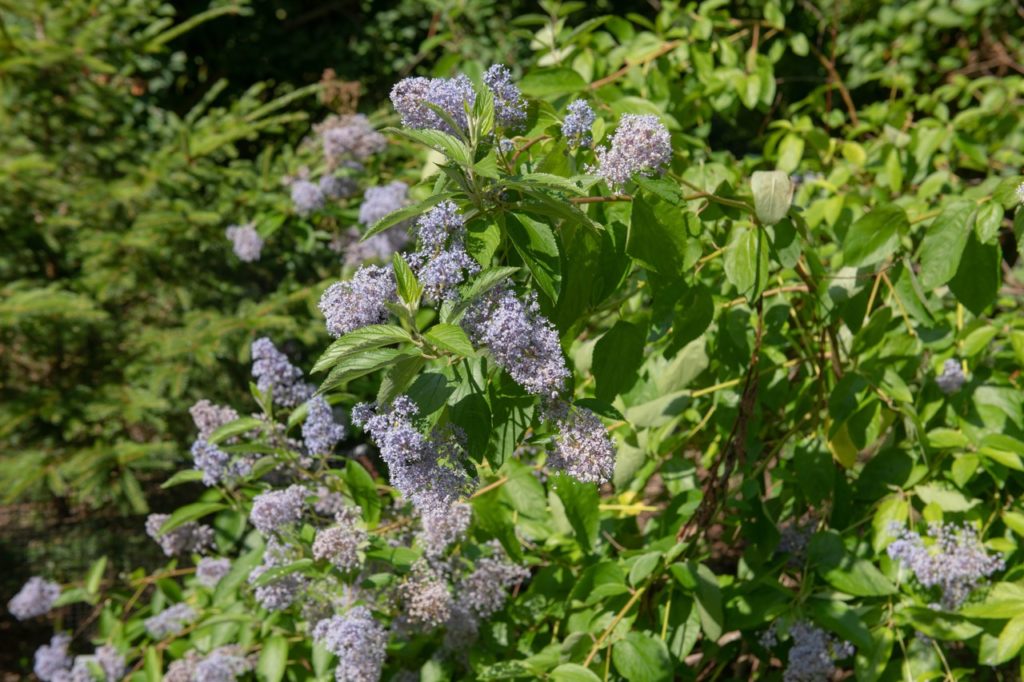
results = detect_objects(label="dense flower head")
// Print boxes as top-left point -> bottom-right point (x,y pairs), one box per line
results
418,502 -> 472,556
414,200 -> 464,251
224,222 -> 263,263
592,114 -> 672,190
398,561 -> 452,630
291,179 -> 325,216
390,74 -> 476,134
250,485 -> 307,535
483,64 -> 527,128
196,557 -> 232,588
313,506 -> 366,571
314,487 -> 347,517
319,174 -> 358,201
34,634 -> 72,682
456,543 -> 530,619
887,522 -> 1004,609
408,200 -> 479,300
65,644 -> 126,682
461,286 -> 569,399
302,395 -> 347,455
353,397 -> 474,518
144,602 -> 196,639
191,438 -> 231,487
189,400 -> 239,440
319,264 -> 398,338
340,226 -> 410,267
313,606 -> 388,682
251,337 -> 314,408
145,514 -> 214,557
936,358 -> 966,395
562,99 -> 596,148
358,181 -> 409,227
192,647 -> 252,682
544,401 -> 616,484
318,114 -> 388,164
781,621 -> 854,682
8,576 -> 61,620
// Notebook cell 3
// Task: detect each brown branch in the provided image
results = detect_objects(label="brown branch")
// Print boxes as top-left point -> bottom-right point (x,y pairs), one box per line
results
569,194 -> 633,204
588,41 -> 682,90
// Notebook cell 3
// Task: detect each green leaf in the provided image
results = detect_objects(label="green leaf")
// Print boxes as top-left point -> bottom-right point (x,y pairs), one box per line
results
161,469 -> 206,488
450,393 -> 492,459
448,266 -> 519,321
384,126 -> 473,167
991,615 -> 1024,665
628,194 -> 698,276
917,200 -> 975,289
257,635 -> 288,682
159,502 -> 228,535
671,284 -> 714,351
948,231 -> 1001,316
592,320 -> 646,402
724,226 -> 769,299
320,348 -> 422,393
249,559 -> 315,587
508,213 -> 562,301
312,325 -> 413,373
377,355 -> 428,405
809,531 -> 896,596
844,204 -> 908,267
144,647 -> 161,682
974,201 -> 1003,242
344,459 -> 381,526
85,556 -> 107,595
550,664 -> 602,682
392,252 -> 422,305
425,323 -> 475,357
855,626 -> 895,682
750,170 -> 793,225
519,67 -> 587,97
552,474 -> 599,552
209,417 -> 264,445
612,632 -> 673,682
362,194 -> 451,241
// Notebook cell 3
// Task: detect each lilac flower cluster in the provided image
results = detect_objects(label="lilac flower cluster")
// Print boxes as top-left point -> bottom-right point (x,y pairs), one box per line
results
248,539 -> 308,611
398,561 -> 452,631
936,359 -> 966,395
418,502 -> 472,557
408,200 -> 479,300
319,174 -> 357,201
249,485 -> 307,535
780,621 -> 854,682
191,438 -> 237,487
544,401 -> 615,484
302,395 -> 347,455
251,337 -> 314,408
314,486 -> 347,517
33,634 -> 71,681
318,264 -> 397,338
454,544 -> 530,619
291,179 -> 325,216
196,557 -> 232,588
887,522 -> 1004,609
592,114 -> 672,190
313,606 -> 388,682
340,225 -> 409,267
8,576 -> 60,620
313,506 -> 367,571
562,99 -> 595,148
483,64 -> 527,128
58,644 -> 126,682
145,514 -> 214,557
390,74 -> 476,134
778,515 -> 817,565
352,396 -> 473,519
144,602 -> 197,639
224,222 -> 263,263
189,399 -> 239,440
461,286 -> 569,399
317,114 -> 388,165
192,647 -> 252,682
358,181 -> 409,227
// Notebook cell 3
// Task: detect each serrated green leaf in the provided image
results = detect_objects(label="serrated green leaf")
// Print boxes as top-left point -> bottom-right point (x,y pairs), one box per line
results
312,325 -> 413,373
844,204 -> 908,267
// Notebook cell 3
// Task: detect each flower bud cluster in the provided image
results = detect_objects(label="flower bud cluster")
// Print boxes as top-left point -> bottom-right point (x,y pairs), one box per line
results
313,606 -> 388,682
192,646 -> 253,682
145,514 -> 215,557
316,113 -> 388,166
8,576 -> 61,620
887,522 -> 1004,609
313,506 -> 367,571
33,634 -> 71,681
196,557 -> 232,588
188,399 -> 239,440
248,538 -> 308,612
318,264 -> 398,337
302,395 -> 347,455
144,602 -> 197,639
562,99 -> 595,148
543,401 -> 615,484
397,561 -> 452,630
936,358 -> 966,395
225,222 -> 263,263
390,74 -> 476,134
461,286 -> 569,399
251,337 -> 314,408
408,200 -> 479,300
593,114 -> 672,190
778,621 -> 854,682
483,64 -> 527,129
249,484 -> 307,535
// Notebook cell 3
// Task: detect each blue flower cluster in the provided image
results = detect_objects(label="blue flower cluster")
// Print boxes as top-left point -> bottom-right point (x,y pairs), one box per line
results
408,200 -> 479,300
562,99 -> 595,148
318,264 -> 398,338
593,114 -> 672,190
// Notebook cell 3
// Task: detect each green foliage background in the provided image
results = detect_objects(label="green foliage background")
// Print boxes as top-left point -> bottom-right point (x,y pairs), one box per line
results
4,0 -> 1024,679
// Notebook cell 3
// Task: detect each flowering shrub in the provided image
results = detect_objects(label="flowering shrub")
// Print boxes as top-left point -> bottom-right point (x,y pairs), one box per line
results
9,1 -> 1024,681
